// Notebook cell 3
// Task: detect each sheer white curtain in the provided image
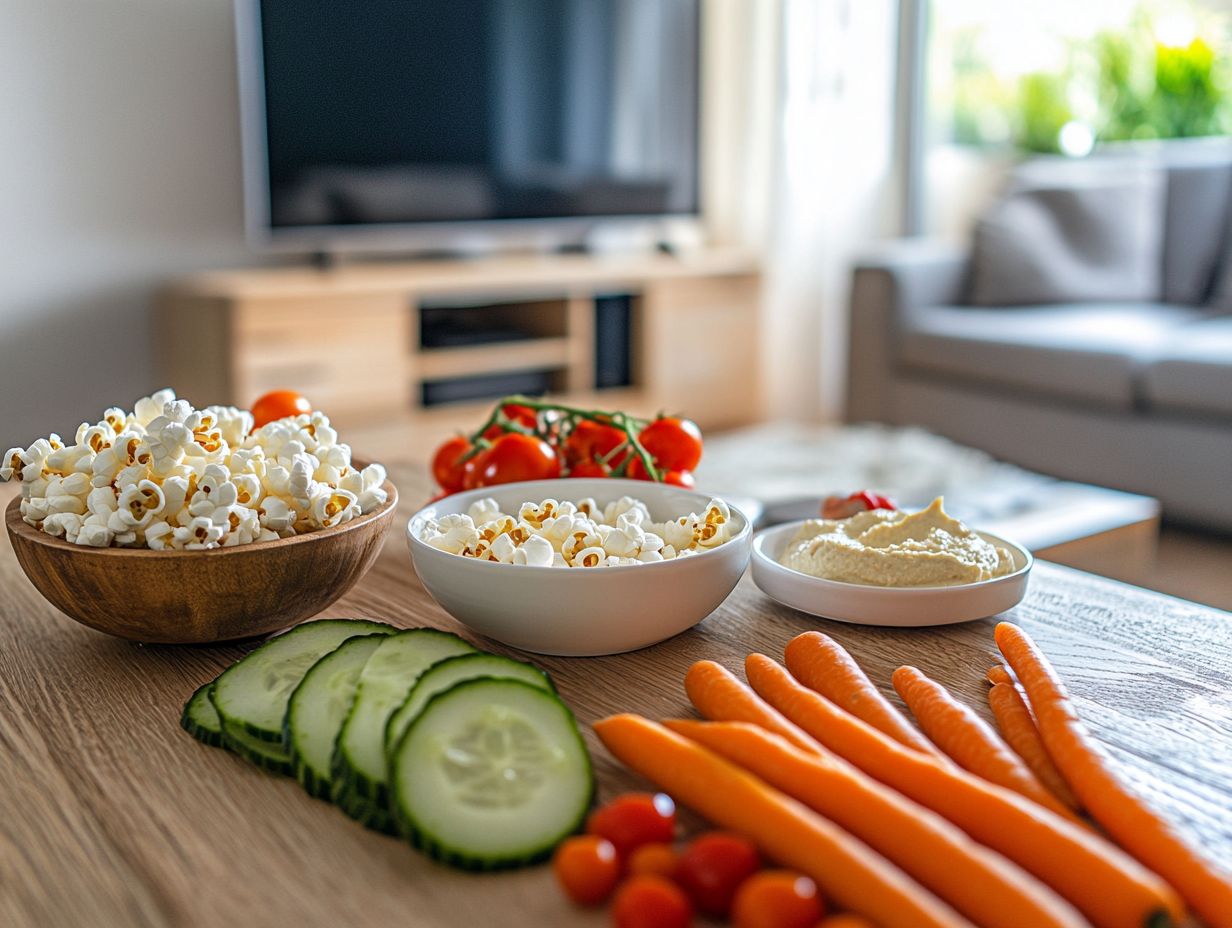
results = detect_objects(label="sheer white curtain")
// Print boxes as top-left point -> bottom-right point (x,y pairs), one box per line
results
765,0 -> 901,420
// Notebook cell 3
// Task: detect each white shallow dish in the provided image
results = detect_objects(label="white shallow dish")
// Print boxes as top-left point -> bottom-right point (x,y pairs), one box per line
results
751,520 -> 1032,627
407,478 -> 752,656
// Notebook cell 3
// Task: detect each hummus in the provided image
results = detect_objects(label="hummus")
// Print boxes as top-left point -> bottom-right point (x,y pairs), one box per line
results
779,497 -> 1014,587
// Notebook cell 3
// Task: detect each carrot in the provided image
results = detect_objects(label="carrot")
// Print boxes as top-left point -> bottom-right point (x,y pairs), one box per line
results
987,664 -> 1014,686
683,659 -> 822,755
743,653 -> 1184,928
663,719 -> 1087,928
592,714 -> 974,928
988,681 -> 1081,812
785,631 -> 943,758
891,665 -> 1080,823
996,621 -> 1232,928
817,918 -> 876,928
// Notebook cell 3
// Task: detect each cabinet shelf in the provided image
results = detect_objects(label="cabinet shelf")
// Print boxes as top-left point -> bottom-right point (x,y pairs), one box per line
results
416,337 -> 572,381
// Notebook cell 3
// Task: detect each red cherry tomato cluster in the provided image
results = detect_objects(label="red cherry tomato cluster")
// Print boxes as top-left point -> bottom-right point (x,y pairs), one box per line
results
553,792 -> 830,928
429,397 -> 704,495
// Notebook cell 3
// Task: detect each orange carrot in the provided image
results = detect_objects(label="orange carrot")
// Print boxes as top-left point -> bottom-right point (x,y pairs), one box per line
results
988,681 -> 1081,812
683,659 -> 822,755
987,664 -> 1014,686
817,917 -> 876,928
742,653 -> 1184,928
593,714 -> 974,928
996,621 -> 1232,928
785,631 -> 943,758
663,719 -> 1087,928
891,665 -> 1080,823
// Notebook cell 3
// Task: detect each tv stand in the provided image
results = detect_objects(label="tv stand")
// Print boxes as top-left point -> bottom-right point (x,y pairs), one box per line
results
158,248 -> 762,444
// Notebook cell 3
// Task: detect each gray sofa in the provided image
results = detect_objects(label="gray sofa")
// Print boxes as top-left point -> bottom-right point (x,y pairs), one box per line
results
847,152 -> 1232,532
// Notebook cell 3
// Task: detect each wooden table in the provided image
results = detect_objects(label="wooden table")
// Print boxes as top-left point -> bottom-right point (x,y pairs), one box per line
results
2,469 -> 1230,928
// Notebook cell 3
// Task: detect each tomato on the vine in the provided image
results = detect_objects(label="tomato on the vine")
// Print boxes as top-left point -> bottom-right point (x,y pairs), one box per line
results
473,433 -> 560,486
586,793 -> 676,857
563,418 -> 627,465
482,403 -> 539,440
661,469 -> 695,489
673,832 -> 760,918
568,459 -> 611,478
552,835 -> 620,907
627,843 -> 679,879
431,436 -> 473,492
638,417 -> 703,472
250,390 -> 311,429
612,875 -> 692,928
625,456 -> 656,481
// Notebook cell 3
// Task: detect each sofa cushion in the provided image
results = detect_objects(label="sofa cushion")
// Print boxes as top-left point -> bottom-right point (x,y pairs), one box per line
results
897,302 -> 1205,410
1140,316 -> 1232,417
969,168 -> 1164,306
1163,159 -> 1232,305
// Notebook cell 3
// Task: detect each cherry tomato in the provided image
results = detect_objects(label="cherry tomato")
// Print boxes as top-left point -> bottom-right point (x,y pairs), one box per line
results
612,875 -> 693,928
431,436 -> 473,492
552,835 -> 620,907
661,469 -> 695,489
564,418 -> 627,465
673,832 -> 760,918
731,871 -> 824,928
625,456 -> 656,481
250,390 -> 311,428
568,458 -> 611,478
638,417 -> 703,472
852,490 -> 895,511
474,433 -> 560,486
586,793 -> 676,858
628,842 -> 680,879
482,403 -> 539,440
461,450 -> 488,490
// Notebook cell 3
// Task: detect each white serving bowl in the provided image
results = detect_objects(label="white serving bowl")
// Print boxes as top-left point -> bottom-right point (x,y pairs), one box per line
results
406,479 -> 752,656
751,520 -> 1032,627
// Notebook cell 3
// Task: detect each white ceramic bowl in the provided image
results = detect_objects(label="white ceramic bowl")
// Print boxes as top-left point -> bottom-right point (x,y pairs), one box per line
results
751,520 -> 1032,627
406,479 -> 752,656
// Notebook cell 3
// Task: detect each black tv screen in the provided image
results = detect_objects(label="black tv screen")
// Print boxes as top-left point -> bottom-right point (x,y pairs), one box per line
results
242,0 -> 700,240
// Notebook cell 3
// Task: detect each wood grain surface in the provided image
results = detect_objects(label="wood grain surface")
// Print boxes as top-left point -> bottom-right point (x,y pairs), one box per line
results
1,467 -> 1229,928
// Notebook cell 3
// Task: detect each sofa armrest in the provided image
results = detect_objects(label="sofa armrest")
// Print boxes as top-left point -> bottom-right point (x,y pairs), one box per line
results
846,240 -> 971,423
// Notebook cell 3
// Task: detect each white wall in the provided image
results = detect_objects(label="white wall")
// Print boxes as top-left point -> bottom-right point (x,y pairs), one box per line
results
0,0 -> 257,448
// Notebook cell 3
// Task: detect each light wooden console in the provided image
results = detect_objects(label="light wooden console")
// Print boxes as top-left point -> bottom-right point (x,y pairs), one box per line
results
159,250 -> 762,442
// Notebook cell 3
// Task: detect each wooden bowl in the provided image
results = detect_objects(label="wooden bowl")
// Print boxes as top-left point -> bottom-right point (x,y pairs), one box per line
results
4,479 -> 398,644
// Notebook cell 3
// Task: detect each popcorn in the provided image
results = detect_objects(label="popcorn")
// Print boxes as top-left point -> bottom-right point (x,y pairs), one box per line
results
415,495 -> 737,568
0,389 -> 387,550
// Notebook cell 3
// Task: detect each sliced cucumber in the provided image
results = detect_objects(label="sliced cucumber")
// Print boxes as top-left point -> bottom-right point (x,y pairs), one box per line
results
181,682 -> 225,748
223,722 -> 294,775
332,629 -> 475,831
210,619 -> 393,748
390,678 -> 593,870
384,653 -> 554,758
286,634 -> 387,799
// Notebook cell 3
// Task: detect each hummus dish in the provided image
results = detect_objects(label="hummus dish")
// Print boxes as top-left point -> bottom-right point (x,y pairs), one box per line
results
779,497 -> 1014,587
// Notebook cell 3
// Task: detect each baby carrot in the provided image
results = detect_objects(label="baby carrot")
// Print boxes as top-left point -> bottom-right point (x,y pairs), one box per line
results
891,665 -> 1080,823
987,682 -> 1081,813
987,664 -> 1014,686
817,917 -> 876,928
593,714 -> 974,928
664,719 -> 1087,928
744,653 -> 1184,928
785,631 -> 942,758
683,659 -> 822,755
996,621 -> 1232,928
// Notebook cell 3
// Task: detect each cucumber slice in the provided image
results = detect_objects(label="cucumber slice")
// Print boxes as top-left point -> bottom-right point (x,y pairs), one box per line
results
332,628 -> 475,832
181,682 -> 225,748
384,653 -> 554,758
210,619 -> 394,747
390,678 -> 593,870
286,634 -> 387,799
222,722 -> 294,775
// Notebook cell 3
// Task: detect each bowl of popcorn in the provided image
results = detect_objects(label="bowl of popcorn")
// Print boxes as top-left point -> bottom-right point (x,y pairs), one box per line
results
2,390 -> 398,643
407,478 -> 751,656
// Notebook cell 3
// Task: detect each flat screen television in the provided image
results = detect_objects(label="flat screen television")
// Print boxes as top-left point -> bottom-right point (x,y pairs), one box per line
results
235,0 -> 701,253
